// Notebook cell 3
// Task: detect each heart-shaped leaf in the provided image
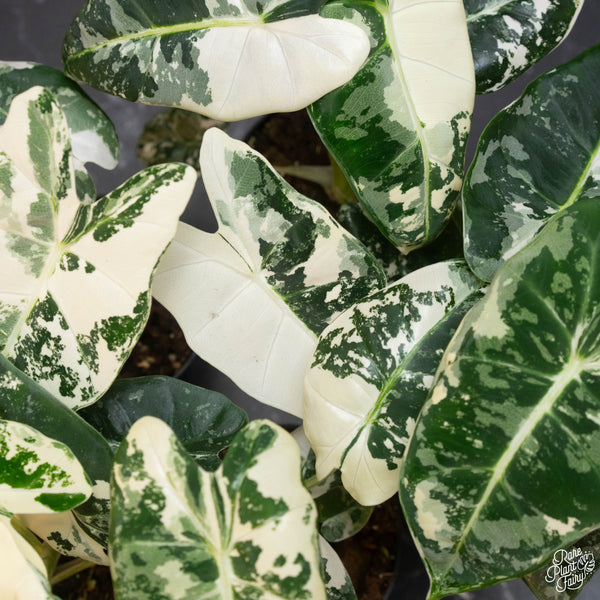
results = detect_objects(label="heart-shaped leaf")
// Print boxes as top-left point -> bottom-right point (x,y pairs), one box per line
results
465,0 -> 585,93
152,128 -> 385,417
401,200 -> 600,598
110,417 -> 326,600
309,0 -> 475,252
0,514 -> 58,600
305,260 -> 482,506
62,0 -> 369,121
293,427 -> 373,543
463,44 -> 600,282
0,61 -> 118,169
79,375 -> 248,470
0,87 -> 196,409
0,419 -> 92,515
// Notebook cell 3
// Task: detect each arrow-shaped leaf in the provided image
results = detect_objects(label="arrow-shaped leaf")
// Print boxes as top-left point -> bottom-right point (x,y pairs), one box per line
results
110,417 -> 326,600
309,0 -> 475,252
0,87 -> 196,409
62,0 -> 370,121
152,128 -> 385,417
304,260 -> 482,506
401,199 -> 600,598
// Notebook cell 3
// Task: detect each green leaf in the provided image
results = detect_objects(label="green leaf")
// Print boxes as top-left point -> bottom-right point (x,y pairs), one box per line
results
524,529 -> 600,600
463,44 -> 600,282
309,0 -> 475,252
79,375 -> 248,470
400,199 -> 600,598
0,61 -> 119,169
152,127 -> 385,417
62,0 -> 369,121
305,260 -> 482,505
337,203 -> 464,282
110,417 -> 326,600
465,0 -> 585,94
0,87 -> 197,409
0,514 -> 59,600
293,427 -> 373,543
0,419 -> 91,515
320,537 -> 357,600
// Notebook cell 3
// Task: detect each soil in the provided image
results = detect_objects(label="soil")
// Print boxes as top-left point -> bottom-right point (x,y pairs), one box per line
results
52,110 -> 403,600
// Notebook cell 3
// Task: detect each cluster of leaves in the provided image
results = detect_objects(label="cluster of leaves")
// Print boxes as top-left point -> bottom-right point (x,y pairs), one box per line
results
1,0 -> 599,599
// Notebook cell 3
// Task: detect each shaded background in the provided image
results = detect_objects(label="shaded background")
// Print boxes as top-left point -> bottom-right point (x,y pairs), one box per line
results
2,1 -> 600,599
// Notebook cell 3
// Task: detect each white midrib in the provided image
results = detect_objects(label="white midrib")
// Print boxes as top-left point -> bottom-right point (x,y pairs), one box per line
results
443,354 -> 585,577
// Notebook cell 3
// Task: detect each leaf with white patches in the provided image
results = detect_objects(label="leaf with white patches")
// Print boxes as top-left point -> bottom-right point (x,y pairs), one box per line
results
62,0 -> 369,121
0,61 -> 119,169
152,128 -> 385,417
463,44 -> 600,282
0,419 -> 92,515
308,0 -> 475,252
293,427 -> 373,542
0,354 -> 113,549
465,0 -> 585,93
524,528 -> 600,600
110,417 -> 326,600
0,514 -> 58,600
319,537 -> 357,600
0,87 -> 197,409
401,200 -> 600,598
79,375 -> 248,470
304,260 -> 483,506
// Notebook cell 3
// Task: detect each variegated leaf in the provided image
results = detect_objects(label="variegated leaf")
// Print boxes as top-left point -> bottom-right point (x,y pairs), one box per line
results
110,417 -> 326,600
305,260 -> 483,506
320,536 -> 357,600
20,511 -> 109,565
0,87 -> 197,409
0,514 -> 58,600
309,0 -> 475,252
0,419 -> 92,515
79,375 -> 248,470
0,354 -> 113,548
0,61 -> 118,169
400,200 -> 600,598
337,203 -> 463,282
153,128 -> 385,417
466,0 -> 585,93
524,528 -> 600,600
62,0 -> 369,121
463,44 -> 600,282
293,427 -> 372,542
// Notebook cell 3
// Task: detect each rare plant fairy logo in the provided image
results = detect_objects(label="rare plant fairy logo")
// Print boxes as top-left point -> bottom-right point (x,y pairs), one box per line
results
545,548 -> 595,593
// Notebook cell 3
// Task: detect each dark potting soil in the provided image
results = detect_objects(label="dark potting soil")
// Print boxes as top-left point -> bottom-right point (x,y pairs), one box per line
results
53,110 -> 402,600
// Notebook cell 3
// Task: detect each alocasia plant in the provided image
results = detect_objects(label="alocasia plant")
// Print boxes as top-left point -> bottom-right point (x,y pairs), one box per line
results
2,0 -> 599,599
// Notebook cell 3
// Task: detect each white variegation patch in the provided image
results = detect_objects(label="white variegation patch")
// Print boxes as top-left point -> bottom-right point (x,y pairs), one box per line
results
0,514 -> 56,600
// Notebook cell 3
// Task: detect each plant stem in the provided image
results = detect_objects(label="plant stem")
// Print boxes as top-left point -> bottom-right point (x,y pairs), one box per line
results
50,559 -> 96,586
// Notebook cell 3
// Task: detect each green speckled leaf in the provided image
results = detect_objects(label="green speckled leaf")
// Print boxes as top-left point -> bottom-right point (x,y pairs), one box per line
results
62,0 -> 369,121
79,375 -> 247,470
401,200 -> 600,598
0,514 -> 59,600
320,537 -> 357,600
466,0 -> 585,94
309,0 -> 475,252
293,427 -> 372,543
337,203 -> 464,282
524,528 -> 600,600
0,87 -> 196,409
305,260 -> 482,505
0,354 -> 113,552
0,61 -> 119,169
463,44 -> 600,282
110,417 -> 326,600
0,419 -> 91,515
153,128 -> 385,417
